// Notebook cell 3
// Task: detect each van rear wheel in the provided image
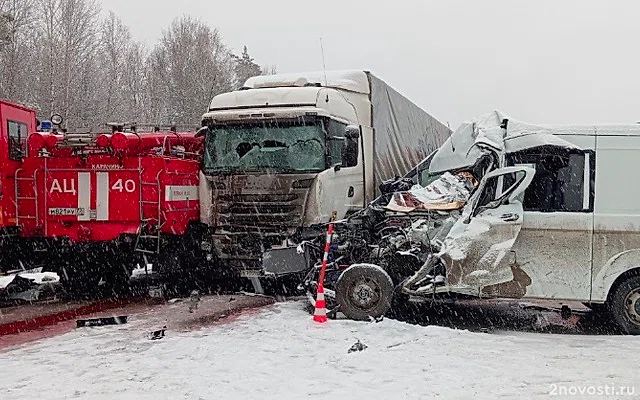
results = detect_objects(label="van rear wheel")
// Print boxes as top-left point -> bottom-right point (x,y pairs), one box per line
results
608,275 -> 640,335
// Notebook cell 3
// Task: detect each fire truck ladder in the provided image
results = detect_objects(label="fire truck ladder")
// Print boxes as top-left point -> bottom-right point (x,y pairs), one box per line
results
14,168 -> 39,228
134,171 -> 163,255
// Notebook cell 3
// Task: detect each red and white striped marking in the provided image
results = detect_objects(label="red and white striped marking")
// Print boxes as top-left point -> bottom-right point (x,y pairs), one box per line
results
48,171 -> 198,222
96,172 -> 110,221
48,171 -> 138,221
313,286 -> 328,323
77,172 -> 91,221
313,211 -> 337,324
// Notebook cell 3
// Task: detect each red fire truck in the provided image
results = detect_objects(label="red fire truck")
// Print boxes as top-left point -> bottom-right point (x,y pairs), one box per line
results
0,99 -> 204,298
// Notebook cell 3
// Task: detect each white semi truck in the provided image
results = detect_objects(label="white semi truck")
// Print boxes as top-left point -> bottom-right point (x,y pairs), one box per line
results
196,70 -> 450,283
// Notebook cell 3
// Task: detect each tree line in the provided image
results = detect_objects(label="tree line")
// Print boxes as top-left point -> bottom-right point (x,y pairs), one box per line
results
0,0 -> 273,130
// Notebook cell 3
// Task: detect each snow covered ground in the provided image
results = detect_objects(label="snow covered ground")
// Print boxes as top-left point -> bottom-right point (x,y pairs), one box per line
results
1,301 -> 638,399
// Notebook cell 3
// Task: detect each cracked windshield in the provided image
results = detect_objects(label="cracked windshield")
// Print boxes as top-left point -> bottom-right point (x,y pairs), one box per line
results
204,120 -> 327,173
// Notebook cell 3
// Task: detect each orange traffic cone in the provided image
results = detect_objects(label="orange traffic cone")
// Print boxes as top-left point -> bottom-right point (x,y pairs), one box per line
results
313,285 -> 328,323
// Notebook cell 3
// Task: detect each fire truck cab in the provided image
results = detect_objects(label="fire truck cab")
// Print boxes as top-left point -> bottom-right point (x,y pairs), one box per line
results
0,99 -> 204,298
0,99 -> 38,269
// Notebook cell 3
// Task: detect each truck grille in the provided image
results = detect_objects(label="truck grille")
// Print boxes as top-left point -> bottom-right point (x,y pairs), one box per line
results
213,192 -> 307,266
217,193 -> 302,232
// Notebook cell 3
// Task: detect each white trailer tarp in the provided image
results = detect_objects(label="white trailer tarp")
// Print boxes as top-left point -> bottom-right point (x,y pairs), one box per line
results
368,73 -> 451,188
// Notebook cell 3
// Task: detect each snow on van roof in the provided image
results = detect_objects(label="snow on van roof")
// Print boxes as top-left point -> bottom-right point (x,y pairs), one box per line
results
243,70 -> 371,94
430,110 -> 640,174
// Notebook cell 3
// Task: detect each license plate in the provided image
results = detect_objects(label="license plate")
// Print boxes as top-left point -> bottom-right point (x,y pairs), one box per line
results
48,207 -> 85,216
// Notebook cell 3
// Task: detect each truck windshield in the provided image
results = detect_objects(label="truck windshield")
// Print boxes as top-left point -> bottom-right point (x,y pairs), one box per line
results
203,120 -> 326,173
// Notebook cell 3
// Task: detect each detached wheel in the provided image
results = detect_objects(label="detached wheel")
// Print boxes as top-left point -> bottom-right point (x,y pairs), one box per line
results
608,275 -> 640,335
335,263 -> 394,321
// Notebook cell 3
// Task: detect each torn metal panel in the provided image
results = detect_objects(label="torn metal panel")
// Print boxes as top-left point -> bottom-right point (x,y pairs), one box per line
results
430,110 -> 582,174
263,245 -> 311,276
403,166 -> 535,297
0,270 -> 60,303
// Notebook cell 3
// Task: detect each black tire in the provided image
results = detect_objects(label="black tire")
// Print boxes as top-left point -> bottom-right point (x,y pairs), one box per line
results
607,275 -> 640,335
335,263 -> 394,321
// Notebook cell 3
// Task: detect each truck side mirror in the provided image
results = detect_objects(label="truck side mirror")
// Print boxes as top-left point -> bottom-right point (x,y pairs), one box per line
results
341,136 -> 359,168
344,125 -> 360,139
195,126 -> 209,138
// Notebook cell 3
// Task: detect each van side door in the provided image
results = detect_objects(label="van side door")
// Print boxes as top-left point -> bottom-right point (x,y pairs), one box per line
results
438,166 -> 535,296
505,143 -> 595,301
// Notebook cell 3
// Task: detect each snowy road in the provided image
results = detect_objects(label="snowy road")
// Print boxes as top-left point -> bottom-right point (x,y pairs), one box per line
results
1,301 -> 638,400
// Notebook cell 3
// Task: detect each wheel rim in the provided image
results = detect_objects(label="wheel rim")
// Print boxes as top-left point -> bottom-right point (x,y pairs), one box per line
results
349,277 -> 381,310
623,288 -> 640,325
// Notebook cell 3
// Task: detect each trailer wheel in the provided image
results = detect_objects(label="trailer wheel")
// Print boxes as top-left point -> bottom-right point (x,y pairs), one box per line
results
335,264 -> 394,321
608,275 -> 640,335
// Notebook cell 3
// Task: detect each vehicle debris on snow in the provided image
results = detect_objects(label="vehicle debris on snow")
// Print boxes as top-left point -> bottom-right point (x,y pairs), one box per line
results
149,326 -> 167,340
76,316 -> 128,328
0,268 -> 60,303
188,290 -> 201,313
348,340 -> 368,353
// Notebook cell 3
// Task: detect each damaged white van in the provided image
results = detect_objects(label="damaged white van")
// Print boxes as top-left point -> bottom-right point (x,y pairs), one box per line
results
401,110 -> 640,334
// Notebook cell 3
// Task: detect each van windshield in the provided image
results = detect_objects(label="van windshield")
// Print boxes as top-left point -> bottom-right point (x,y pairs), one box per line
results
203,119 -> 326,173
406,151 -> 443,187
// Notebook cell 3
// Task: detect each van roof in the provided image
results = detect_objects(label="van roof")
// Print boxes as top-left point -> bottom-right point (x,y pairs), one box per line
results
531,124 -> 640,137
468,110 -> 640,137
430,110 -> 640,173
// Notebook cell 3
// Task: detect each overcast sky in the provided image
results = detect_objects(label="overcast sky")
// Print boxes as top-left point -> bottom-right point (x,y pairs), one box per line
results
101,0 -> 639,128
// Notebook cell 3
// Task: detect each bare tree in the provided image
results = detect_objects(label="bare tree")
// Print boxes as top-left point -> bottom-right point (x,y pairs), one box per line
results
0,0 -> 36,102
147,15 -> 235,127
97,11 -> 131,123
33,0 -> 101,129
261,64 -> 278,76
121,41 -> 149,124
1,8 -> 274,130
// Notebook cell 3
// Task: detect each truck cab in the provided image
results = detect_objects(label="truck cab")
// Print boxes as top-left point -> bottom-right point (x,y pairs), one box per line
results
198,73 -> 370,278
0,100 -> 36,271
0,101 -> 37,229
